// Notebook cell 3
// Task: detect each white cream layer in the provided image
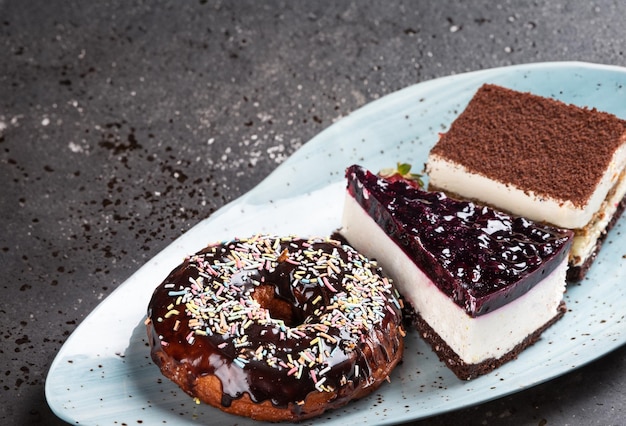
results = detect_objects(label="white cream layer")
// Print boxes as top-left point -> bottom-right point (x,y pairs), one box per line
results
426,140 -> 626,230
570,168 -> 626,266
340,193 -> 566,365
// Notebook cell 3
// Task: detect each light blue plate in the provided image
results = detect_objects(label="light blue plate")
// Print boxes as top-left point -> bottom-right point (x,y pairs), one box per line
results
46,62 -> 626,426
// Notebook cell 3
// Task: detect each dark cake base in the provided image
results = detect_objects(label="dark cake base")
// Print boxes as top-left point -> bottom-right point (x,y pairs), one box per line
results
406,301 -> 567,380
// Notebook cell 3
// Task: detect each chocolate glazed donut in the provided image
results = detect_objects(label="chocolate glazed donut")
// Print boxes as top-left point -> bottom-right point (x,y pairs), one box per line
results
146,235 -> 405,422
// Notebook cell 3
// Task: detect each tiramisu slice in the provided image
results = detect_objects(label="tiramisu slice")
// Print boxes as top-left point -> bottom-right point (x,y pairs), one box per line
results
426,84 -> 626,281
340,165 -> 574,380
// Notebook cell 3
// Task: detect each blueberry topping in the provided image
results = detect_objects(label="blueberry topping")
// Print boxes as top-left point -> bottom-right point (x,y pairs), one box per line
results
345,165 -> 574,316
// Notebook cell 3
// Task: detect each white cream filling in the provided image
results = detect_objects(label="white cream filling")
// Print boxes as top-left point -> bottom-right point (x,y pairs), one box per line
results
340,193 -> 566,365
570,169 -> 626,266
426,141 -> 626,230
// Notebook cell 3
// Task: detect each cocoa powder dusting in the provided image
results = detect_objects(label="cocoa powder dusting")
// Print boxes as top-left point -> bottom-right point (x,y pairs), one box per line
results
431,84 -> 626,207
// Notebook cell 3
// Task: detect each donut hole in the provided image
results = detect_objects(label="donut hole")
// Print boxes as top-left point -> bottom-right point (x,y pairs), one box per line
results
253,284 -> 306,327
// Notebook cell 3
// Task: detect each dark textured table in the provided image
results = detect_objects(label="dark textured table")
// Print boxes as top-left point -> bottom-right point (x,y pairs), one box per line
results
2,1 -> 626,425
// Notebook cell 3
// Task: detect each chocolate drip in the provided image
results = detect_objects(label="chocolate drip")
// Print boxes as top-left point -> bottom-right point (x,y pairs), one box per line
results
147,236 -> 404,410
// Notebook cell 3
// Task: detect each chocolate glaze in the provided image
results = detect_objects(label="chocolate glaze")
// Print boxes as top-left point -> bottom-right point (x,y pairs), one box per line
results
345,165 -> 574,317
147,236 -> 404,413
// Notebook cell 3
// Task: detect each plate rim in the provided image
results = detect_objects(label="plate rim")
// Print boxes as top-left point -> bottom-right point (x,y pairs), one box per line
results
45,60 -> 626,425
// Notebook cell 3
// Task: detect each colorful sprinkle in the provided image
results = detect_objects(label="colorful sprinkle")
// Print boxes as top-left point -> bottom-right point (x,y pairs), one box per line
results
154,235 -> 404,397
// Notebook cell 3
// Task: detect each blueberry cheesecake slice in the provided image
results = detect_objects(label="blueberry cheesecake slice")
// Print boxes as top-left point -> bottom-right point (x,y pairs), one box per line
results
339,164 -> 574,380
